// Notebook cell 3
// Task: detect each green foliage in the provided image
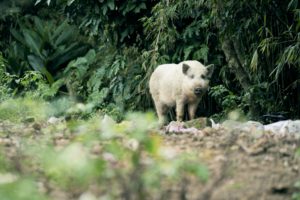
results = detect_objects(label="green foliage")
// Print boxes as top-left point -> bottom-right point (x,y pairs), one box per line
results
0,53 -> 17,101
1,1 -> 300,198
17,71 -> 64,99
1,52 -> 60,101
0,153 -> 11,171
1,0 -> 300,120
7,16 -> 90,82
0,179 -> 48,200
62,44 -> 153,120
28,142 -> 103,188
209,85 -> 240,113
293,179 -> 300,199
63,49 -> 96,98
0,98 -> 49,123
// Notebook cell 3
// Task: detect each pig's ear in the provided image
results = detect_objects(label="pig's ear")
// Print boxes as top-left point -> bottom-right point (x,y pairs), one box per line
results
182,63 -> 190,75
206,64 -> 215,78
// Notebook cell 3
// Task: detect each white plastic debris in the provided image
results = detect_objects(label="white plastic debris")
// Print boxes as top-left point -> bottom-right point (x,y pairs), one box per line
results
164,118 -> 300,138
243,121 -> 264,138
47,116 -> 64,124
165,121 -> 199,134
221,120 -> 264,138
210,119 -> 221,129
264,120 -> 300,136
221,119 -> 300,137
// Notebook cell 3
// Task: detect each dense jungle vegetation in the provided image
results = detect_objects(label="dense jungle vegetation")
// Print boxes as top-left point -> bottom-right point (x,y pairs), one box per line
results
0,0 -> 299,121
0,1 -> 300,200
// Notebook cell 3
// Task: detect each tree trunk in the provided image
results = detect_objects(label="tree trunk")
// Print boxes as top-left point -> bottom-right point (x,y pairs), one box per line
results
214,0 -> 259,117
221,39 -> 251,90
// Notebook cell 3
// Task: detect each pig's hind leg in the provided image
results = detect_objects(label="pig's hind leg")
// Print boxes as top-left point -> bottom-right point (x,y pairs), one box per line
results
154,101 -> 168,125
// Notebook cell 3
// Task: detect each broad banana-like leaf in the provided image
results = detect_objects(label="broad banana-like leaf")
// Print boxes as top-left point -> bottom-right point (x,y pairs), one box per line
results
33,16 -> 48,41
54,26 -> 76,47
23,29 -> 43,58
10,29 -> 26,46
28,55 -> 54,83
51,21 -> 68,44
49,45 -> 90,71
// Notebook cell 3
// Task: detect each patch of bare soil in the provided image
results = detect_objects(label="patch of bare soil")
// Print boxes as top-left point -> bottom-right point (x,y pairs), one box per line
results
163,122 -> 300,200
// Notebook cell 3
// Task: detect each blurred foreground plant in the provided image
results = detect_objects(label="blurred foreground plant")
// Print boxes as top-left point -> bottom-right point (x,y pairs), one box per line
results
0,98 -> 209,199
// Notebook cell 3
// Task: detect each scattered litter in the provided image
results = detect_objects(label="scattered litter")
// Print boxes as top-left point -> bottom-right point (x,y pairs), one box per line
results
219,120 -> 264,138
165,118 -> 300,138
165,121 -> 200,134
264,120 -> 300,137
210,119 -> 221,129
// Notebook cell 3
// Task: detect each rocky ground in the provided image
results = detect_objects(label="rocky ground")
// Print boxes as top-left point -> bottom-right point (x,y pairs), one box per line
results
163,119 -> 300,200
0,117 -> 300,200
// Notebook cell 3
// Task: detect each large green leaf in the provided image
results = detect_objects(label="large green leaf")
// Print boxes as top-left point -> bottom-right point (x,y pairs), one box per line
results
288,0 -> 298,11
49,45 -> 90,71
84,49 -> 96,64
10,29 -> 25,46
250,50 -> 258,72
27,55 -> 54,83
54,25 -> 76,47
47,42 -> 78,63
22,29 -> 43,58
33,16 -> 49,41
51,21 -> 68,46
107,0 -> 115,10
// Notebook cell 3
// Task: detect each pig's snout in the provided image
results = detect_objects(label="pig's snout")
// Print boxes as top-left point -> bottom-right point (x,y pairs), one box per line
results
194,87 -> 206,95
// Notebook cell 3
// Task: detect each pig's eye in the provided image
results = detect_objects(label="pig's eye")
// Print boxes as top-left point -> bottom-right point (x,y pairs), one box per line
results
201,75 -> 206,79
190,75 -> 194,79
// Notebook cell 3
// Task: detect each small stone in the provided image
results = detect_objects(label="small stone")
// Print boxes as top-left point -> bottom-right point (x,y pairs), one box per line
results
54,133 -> 64,139
214,155 -> 227,162
0,173 -> 18,184
32,123 -> 42,130
102,152 -> 117,163
49,189 -> 69,200
37,181 -> 47,194
91,144 -> 102,154
184,117 -> 209,129
79,192 -> 97,200
47,117 -> 64,124
264,155 -> 274,162
55,139 -> 69,147
202,127 -> 215,135
125,138 -> 139,151
206,141 -> 214,149
292,165 -> 299,172
230,145 -> 239,151
0,138 -> 11,146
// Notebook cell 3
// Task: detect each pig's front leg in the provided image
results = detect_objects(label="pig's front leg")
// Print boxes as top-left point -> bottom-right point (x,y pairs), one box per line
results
188,102 -> 199,120
176,100 -> 184,121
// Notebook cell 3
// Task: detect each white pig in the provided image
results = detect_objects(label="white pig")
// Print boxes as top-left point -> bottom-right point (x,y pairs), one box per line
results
149,60 -> 214,124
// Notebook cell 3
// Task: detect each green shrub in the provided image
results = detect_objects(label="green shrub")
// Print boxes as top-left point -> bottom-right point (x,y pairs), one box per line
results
0,98 -> 49,122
